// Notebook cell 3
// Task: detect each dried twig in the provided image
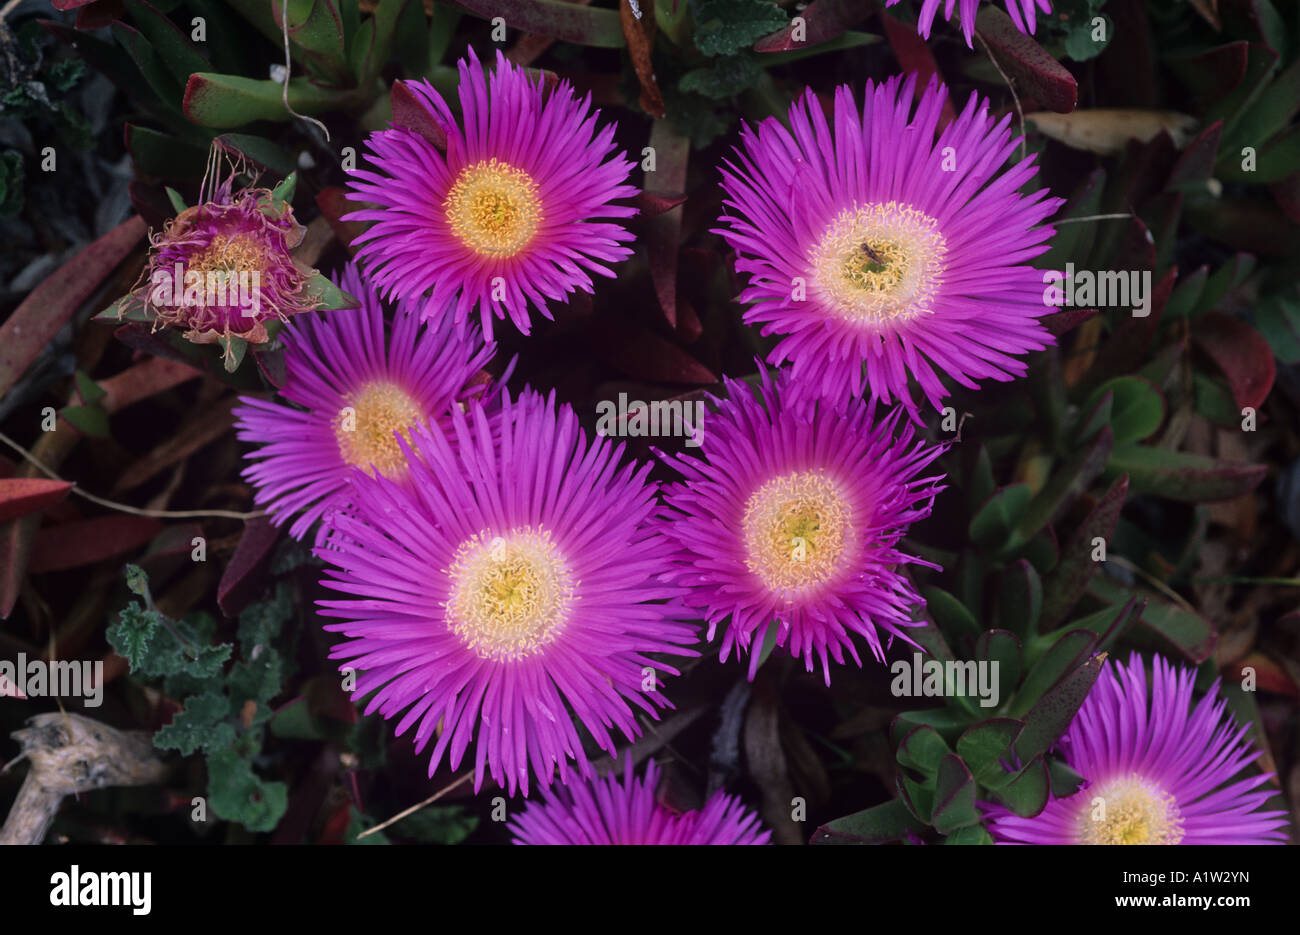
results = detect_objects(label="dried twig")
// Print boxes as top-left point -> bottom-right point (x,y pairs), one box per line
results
0,713 -> 169,845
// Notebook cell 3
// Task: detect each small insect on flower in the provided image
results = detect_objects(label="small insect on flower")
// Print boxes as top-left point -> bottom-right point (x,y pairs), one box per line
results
883,0 -> 1053,47
233,262 -> 494,541
657,371 -> 947,684
315,391 -> 697,796
986,654 -> 1291,845
102,143 -> 344,370
508,758 -> 771,845
345,47 -> 637,339
716,74 -> 1062,420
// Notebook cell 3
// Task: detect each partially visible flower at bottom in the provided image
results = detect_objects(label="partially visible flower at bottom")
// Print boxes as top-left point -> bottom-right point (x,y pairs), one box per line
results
986,654 -> 1290,845
508,759 -> 771,845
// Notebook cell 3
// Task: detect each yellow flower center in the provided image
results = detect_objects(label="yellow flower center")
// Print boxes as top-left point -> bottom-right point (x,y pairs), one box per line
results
332,381 -> 425,478
742,471 -> 852,594
445,528 -> 575,662
1076,773 -> 1185,845
810,202 -> 947,325
444,158 -> 543,258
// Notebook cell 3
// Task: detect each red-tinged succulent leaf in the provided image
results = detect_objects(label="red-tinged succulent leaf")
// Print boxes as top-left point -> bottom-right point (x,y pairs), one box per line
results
75,0 -> 126,30
620,0 -> 664,118
217,516 -> 283,618
974,6 -> 1077,114
880,11 -> 955,126
0,480 -> 75,525
1105,445 -> 1267,502
27,515 -> 164,574
1041,307 -> 1097,336
0,215 -> 147,400
1165,42 -> 1249,105
1166,121 -> 1223,189
316,186 -> 368,252
588,317 -> 717,385
1140,597 -> 1217,664
454,0 -> 626,47
508,0 -> 597,65
101,356 -> 202,414
112,397 -> 238,493
754,0 -> 865,51
645,120 -> 688,327
390,80 -> 448,151
129,179 -> 175,231
1231,652 -> 1300,698
1194,313 -> 1276,410
633,190 -> 687,218
52,0 -> 101,10
0,518 -> 39,619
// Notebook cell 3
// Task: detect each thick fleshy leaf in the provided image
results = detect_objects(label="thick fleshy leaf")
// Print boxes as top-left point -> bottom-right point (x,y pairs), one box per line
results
896,725 -> 951,774
391,80 -> 448,151
0,216 -> 147,400
969,484 -> 1032,548
183,73 -> 367,128
1039,475 -> 1128,629
1193,313 -> 1276,410
1105,445 -> 1267,501
644,120 -> 688,326
28,515 -> 164,573
974,5 -> 1077,113
955,719 -> 1023,783
1083,377 -> 1164,445
994,756 -> 1050,818
455,0 -> 626,47
1012,630 -> 1098,717
811,798 -> 923,844
217,517 -> 284,617
1014,653 -> 1106,763
0,480 -> 75,525
621,0 -> 664,118
931,755 -> 980,833
995,560 -> 1041,639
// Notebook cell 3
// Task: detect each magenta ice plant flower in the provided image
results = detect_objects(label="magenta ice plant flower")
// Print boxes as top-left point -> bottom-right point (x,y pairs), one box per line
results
233,262 -> 494,541
345,47 -> 637,339
509,758 -> 771,845
315,390 -> 697,795
987,654 -> 1291,845
884,0 -> 1053,47
716,75 -> 1062,419
658,371 -> 946,683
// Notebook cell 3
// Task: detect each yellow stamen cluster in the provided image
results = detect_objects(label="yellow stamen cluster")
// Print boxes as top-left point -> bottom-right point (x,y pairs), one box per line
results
445,159 -> 543,258
1076,774 -> 1185,845
810,201 -> 947,325
183,233 -> 268,307
445,528 -> 575,662
742,471 -> 852,594
333,381 -> 425,478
